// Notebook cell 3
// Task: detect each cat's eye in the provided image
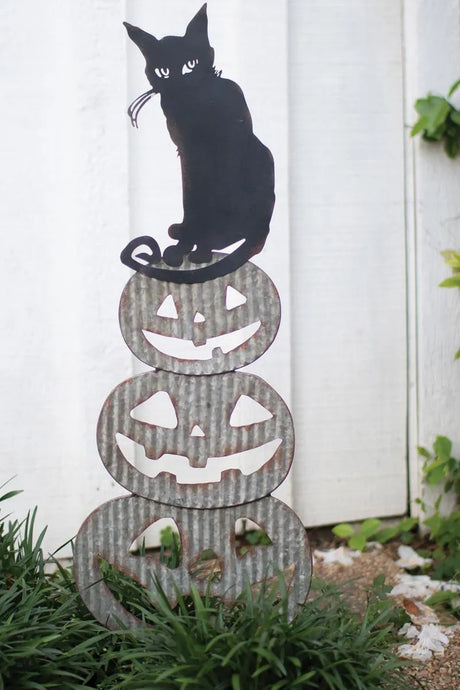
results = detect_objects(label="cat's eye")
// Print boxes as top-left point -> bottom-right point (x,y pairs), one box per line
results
182,59 -> 198,75
154,67 -> 170,79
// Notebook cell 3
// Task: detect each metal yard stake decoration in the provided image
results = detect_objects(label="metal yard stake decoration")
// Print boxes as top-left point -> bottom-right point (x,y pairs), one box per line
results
74,4 -> 311,629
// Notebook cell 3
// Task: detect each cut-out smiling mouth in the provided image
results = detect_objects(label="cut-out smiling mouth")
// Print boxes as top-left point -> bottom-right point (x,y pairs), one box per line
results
116,433 -> 281,484
142,321 -> 261,359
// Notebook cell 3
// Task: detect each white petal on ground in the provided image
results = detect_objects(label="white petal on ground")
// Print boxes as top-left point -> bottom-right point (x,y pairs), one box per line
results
395,545 -> 432,570
390,572 -> 460,600
398,624 -> 452,661
398,642 -> 433,662
398,623 -> 419,639
390,573 -> 440,599
418,624 -> 449,652
313,546 -> 362,566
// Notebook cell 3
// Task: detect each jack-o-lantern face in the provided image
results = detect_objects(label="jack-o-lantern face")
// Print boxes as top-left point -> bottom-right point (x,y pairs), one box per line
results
74,495 -> 311,630
97,370 -> 294,508
119,260 -> 280,374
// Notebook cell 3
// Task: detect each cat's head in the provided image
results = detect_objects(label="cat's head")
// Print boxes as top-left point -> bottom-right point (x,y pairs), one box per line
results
124,4 -> 215,93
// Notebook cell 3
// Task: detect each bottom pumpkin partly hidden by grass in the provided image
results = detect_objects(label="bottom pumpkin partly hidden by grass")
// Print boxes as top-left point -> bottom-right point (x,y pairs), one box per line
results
0,487 -> 411,690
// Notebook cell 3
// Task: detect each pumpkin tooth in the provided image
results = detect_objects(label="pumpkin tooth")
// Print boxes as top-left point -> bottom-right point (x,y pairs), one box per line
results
192,332 -> 207,347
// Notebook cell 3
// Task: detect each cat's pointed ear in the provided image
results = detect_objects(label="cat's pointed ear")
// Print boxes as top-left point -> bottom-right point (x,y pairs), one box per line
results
123,22 -> 158,57
185,4 -> 209,41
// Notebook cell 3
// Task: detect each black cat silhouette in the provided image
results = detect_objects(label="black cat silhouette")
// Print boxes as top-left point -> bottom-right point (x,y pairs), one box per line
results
121,4 -> 275,284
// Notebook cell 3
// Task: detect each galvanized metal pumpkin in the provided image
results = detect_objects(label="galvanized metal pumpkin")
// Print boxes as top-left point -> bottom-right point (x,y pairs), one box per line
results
119,259 -> 280,375
97,370 -> 294,508
74,495 -> 311,629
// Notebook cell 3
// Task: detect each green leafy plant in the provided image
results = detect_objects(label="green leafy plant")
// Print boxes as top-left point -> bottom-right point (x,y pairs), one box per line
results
98,576 -> 409,690
417,436 -> 460,581
235,519 -> 272,557
439,249 -> 460,360
332,516 -> 418,552
365,574 -> 410,632
0,488 -> 411,689
425,588 -> 460,618
411,78 -> 460,158
159,525 -> 181,569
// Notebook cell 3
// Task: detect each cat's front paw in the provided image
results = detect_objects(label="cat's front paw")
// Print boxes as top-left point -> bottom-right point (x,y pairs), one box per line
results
162,244 -> 185,267
168,223 -> 186,240
188,247 -> 213,264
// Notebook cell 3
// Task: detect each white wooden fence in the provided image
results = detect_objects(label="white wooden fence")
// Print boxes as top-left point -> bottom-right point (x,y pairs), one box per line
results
1,0 -> 459,556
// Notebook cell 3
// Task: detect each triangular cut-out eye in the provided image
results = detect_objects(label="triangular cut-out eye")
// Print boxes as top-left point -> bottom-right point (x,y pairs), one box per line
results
130,391 -> 178,428
229,395 -> 273,427
226,285 -> 247,310
190,424 -> 205,437
157,294 -> 178,319
193,311 -> 205,323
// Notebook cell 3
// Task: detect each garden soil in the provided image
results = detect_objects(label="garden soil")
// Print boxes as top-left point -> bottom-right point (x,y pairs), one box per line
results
309,530 -> 459,690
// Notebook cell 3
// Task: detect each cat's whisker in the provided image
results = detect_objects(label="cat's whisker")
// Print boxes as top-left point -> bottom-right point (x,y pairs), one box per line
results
127,88 -> 155,128
128,95 -> 153,128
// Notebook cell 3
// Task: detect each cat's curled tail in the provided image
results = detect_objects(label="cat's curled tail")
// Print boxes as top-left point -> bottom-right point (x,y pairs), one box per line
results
120,235 -> 266,284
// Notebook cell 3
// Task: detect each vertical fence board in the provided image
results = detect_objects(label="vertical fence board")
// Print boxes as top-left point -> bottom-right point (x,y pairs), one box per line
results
288,0 -> 408,525
0,0 -> 131,556
403,0 -> 460,515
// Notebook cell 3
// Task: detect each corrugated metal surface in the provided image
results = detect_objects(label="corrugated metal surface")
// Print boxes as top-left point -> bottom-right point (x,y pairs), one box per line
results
75,257 -> 311,626
75,495 -> 311,629
119,259 -> 280,374
97,370 -> 294,508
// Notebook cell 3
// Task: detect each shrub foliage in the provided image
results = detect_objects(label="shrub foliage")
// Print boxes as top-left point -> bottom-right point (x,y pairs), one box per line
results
0,485 -> 408,690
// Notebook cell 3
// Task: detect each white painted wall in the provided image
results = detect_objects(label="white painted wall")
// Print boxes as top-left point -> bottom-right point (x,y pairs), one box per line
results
1,0 -> 459,555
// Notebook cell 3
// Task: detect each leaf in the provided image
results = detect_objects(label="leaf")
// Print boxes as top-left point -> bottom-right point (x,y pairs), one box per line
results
332,523 -> 355,538
373,573 -> 386,589
417,446 -> 431,459
425,456 -> 448,475
0,489 -> 23,503
433,436 -> 452,462
445,136 -> 459,158
397,517 -> 418,532
349,533 -> 367,551
402,598 -> 421,616
439,274 -> 460,288
426,589 -> 459,607
450,109 -> 460,124
448,78 -> 460,97
231,674 -> 242,690
410,119 -> 427,137
421,96 -> 451,132
455,349 -> 460,361
375,526 -> 398,544
441,249 -> 460,268
426,464 -> 447,486
400,531 -> 415,544
424,514 -> 443,537
360,518 -> 381,539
